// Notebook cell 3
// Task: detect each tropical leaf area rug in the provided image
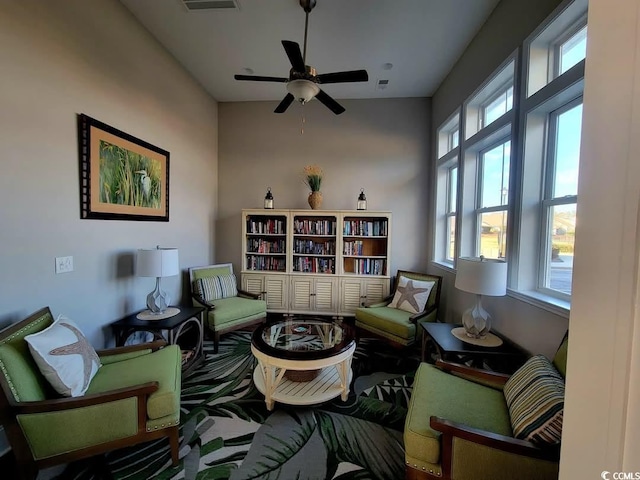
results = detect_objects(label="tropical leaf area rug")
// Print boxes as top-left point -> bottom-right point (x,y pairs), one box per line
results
52,331 -> 421,480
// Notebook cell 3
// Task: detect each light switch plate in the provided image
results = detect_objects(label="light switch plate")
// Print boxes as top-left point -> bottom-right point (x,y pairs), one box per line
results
55,256 -> 73,274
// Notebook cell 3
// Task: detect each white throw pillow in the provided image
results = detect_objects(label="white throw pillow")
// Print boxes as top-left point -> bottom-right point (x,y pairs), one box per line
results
25,315 -> 101,397
388,276 -> 435,314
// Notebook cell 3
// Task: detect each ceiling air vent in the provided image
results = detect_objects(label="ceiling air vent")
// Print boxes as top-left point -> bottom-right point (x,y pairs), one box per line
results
180,0 -> 241,11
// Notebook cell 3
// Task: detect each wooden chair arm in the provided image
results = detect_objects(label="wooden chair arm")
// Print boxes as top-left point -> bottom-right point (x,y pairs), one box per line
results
192,293 -> 215,310
96,340 -> 167,357
11,382 -> 159,414
409,304 -> 437,323
435,359 -> 511,385
237,289 -> 261,300
363,295 -> 393,308
430,416 -> 560,461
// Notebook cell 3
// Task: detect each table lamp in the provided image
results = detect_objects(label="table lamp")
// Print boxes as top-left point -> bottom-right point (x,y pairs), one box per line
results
454,256 -> 507,339
136,246 -> 179,316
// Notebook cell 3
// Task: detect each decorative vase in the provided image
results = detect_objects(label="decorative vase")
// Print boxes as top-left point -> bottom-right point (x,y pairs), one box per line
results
308,191 -> 323,210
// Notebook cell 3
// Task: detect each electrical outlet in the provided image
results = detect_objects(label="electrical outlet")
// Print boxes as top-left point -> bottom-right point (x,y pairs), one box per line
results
55,256 -> 73,274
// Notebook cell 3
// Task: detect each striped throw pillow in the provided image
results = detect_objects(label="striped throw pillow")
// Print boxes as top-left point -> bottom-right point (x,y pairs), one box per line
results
503,354 -> 565,445
195,274 -> 238,301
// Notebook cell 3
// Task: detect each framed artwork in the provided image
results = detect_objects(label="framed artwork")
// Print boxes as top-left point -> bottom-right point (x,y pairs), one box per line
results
78,114 -> 170,221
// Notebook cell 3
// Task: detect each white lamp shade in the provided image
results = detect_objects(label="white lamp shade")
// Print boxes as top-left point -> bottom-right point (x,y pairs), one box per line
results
286,79 -> 320,103
136,248 -> 179,277
455,257 -> 507,296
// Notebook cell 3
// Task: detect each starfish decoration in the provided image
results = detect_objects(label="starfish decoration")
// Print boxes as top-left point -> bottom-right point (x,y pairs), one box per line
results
394,279 -> 431,312
49,322 -> 99,391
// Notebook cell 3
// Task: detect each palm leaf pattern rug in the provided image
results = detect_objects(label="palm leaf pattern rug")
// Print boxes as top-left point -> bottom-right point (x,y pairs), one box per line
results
58,331 -> 420,480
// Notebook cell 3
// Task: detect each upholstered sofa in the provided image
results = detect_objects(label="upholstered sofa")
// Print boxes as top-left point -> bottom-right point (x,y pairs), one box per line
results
404,334 -> 568,480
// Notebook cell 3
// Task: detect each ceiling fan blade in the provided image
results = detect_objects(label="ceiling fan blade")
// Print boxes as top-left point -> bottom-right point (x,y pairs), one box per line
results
316,70 -> 369,84
234,75 -> 288,83
282,40 -> 306,73
274,93 -> 295,113
315,89 -> 345,115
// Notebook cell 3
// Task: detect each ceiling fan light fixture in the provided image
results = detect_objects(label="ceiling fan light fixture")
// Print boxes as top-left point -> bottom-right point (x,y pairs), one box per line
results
287,79 -> 320,104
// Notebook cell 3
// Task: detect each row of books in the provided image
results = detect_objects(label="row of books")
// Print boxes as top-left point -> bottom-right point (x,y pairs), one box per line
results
246,238 -> 286,254
343,220 -> 388,237
293,257 -> 335,274
246,218 -> 286,235
343,240 -> 365,256
293,239 -> 336,255
351,258 -> 386,275
246,255 -> 286,271
293,219 -> 337,235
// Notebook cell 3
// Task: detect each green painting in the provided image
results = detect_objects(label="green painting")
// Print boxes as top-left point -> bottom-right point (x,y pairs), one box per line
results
99,140 -> 162,209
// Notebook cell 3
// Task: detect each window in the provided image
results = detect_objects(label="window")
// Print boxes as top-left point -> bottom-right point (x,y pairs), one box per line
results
434,111 -> 461,267
446,166 -> 458,261
482,86 -> 514,129
540,101 -> 581,296
557,25 -> 587,75
526,0 -> 587,96
464,58 -> 515,140
431,0 -> 587,314
477,141 -> 510,259
437,112 -> 461,158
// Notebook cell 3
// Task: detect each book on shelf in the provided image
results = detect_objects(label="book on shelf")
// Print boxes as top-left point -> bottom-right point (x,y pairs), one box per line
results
247,218 -> 286,235
294,218 -> 337,235
343,219 -> 388,236
353,258 -> 386,275
293,256 -> 335,274
294,239 -> 336,255
246,255 -> 286,271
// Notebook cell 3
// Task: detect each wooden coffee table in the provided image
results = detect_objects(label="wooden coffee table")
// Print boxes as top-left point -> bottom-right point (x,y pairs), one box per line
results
251,318 -> 356,411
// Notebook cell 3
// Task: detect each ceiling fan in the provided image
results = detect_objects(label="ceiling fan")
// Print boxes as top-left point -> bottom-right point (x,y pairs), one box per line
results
234,0 -> 369,115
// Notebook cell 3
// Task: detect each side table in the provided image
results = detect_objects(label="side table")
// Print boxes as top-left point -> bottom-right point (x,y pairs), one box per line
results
420,322 -> 528,374
111,306 -> 205,376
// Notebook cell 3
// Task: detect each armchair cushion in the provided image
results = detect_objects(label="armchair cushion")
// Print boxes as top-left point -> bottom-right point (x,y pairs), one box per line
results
25,315 -> 101,397
388,276 -> 434,314
405,362 -> 512,465
86,344 -> 181,420
195,274 -> 238,301
503,354 -> 564,445
355,306 -> 417,341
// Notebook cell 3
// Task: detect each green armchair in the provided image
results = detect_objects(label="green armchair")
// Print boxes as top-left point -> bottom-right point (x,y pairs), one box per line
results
0,307 -> 181,480
355,270 -> 442,346
404,335 -> 568,479
189,263 -> 267,352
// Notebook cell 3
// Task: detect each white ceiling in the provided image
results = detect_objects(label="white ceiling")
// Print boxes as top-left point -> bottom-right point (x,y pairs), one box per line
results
119,0 -> 500,102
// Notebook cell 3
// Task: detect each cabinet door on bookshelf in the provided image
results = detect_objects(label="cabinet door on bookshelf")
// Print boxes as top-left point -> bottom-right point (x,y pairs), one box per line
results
242,273 -> 288,312
342,215 -> 390,276
289,277 -> 337,314
244,212 -> 288,273
339,278 -> 389,315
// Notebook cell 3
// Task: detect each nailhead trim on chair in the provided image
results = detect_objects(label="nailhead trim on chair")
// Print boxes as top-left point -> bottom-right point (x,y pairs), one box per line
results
146,419 -> 180,432
406,461 -> 441,476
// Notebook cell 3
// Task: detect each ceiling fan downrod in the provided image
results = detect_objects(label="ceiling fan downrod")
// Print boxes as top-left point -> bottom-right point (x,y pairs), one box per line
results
300,0 -> 316,65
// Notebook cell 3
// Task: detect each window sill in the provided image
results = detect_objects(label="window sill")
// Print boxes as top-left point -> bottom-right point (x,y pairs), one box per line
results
507,289 -> 570,318
431,261 -> 455,274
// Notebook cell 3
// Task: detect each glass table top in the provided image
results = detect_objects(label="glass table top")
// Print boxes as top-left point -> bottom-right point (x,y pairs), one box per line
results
252,318 -> 355,360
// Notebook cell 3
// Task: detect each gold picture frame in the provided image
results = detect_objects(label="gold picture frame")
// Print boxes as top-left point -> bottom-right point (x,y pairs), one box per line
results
78,114 -> 170,221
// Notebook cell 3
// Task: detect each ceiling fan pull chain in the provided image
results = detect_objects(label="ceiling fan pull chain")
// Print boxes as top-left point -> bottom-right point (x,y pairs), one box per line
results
300,105 -> 306,135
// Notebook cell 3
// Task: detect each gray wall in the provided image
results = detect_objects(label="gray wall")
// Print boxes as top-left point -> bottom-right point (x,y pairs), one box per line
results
428,0 -> 567,358
0,0 -> 218,347
217,98 -> 431,277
